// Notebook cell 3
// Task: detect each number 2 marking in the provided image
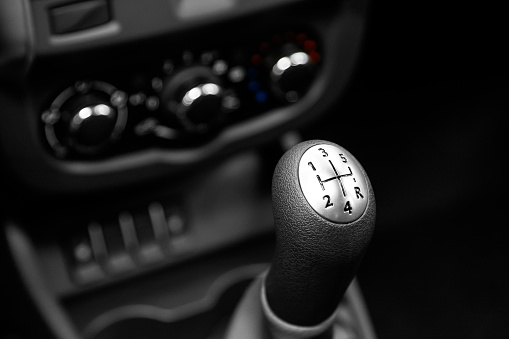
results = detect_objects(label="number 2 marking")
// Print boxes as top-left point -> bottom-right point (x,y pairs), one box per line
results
323,195 -> 334,208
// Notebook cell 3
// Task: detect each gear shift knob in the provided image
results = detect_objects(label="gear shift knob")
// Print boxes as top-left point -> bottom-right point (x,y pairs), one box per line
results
265,139 -> 376,327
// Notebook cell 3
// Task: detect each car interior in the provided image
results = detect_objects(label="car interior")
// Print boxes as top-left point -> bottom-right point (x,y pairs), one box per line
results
1,0 -> 508,338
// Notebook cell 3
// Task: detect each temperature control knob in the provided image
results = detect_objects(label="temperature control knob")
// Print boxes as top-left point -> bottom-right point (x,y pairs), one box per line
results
270,50 -> 314,102
69,102 -> 117,147
248,32 -> 320,103
161,66 -> 238,133
42,81 -> 128,157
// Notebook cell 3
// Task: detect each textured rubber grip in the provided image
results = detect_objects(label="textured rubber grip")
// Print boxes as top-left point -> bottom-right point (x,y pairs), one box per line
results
265,140 -> 376,326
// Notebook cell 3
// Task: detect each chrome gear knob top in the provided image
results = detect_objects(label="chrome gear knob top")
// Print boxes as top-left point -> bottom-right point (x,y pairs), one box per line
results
298,144 -> 369,223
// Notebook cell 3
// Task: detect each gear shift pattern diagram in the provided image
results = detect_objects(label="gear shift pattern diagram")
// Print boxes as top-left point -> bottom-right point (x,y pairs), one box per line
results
299,144 -> 368,223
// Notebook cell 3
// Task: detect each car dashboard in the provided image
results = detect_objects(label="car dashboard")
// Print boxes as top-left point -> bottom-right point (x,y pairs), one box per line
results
1,0 -> 370,338
1,0 -> 508,338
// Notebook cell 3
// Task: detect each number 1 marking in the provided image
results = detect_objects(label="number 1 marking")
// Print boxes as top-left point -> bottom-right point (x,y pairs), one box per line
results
308,162 -> 316,171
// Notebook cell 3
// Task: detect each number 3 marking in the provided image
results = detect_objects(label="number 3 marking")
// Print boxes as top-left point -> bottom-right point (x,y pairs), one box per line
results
318,148 -> 328,157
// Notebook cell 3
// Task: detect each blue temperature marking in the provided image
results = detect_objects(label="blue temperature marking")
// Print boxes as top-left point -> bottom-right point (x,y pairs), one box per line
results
255,91 -> 268,103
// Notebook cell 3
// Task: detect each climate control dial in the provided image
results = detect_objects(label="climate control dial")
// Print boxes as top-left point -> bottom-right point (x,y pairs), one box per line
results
269,50 -> 314,102
161,66 -> 238,133
247,32 -> 320,104
42,81 -> 128,157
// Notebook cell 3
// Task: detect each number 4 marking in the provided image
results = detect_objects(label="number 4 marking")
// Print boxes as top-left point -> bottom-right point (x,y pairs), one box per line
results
343,201 -> 353,214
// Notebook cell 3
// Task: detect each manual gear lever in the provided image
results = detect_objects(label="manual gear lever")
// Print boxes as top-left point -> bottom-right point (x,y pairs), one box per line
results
226,140 -> 376,339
